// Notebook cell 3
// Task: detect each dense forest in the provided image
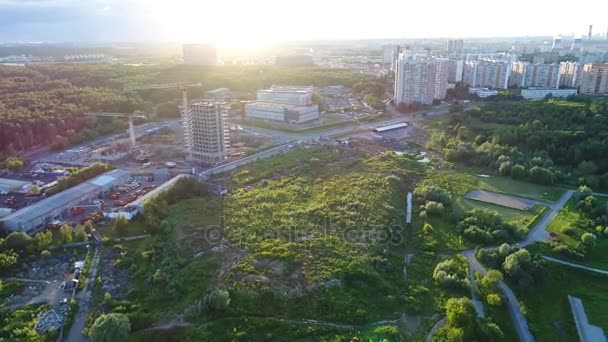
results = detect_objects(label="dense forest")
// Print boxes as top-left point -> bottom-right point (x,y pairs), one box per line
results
0,64 -> 376,161
428,98 -> 608,188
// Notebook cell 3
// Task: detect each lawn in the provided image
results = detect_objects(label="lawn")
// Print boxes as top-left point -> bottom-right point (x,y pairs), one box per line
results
517,263 -> 608,342
421,170 -> 565,202
98,219 -> 148,239
454,197 -> 547,231
541,197 -> 608,269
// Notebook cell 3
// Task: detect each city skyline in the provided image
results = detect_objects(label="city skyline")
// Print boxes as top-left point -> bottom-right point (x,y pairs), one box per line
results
1,0 -> 607,46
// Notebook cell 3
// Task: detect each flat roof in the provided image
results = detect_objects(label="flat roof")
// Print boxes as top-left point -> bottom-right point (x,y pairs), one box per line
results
205,88 -> 230,94
1,169 -> 129,225
128,174 -> 192,207
0,178 -> 31,187
374,123 -> 408,132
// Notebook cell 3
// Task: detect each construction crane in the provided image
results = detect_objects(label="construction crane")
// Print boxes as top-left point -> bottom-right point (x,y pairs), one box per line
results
124,83 -> 203,117
83,112 -> 147,148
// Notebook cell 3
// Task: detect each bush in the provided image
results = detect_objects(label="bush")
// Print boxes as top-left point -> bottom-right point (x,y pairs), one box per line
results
40,250 -> 51,259
432,256 -> 470,290
486,293 -> 502,306
89,313 -> 131,342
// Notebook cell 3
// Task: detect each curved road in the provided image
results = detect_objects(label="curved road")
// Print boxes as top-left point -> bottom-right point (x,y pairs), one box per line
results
462,189 -> 575,342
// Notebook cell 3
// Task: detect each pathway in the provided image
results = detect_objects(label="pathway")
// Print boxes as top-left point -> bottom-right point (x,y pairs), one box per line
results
425,317 -> 446,342
520,190 -> 574,247
468,263 -> 485,319
542,256 -> 608,275
462,250 -> 534,342
65,248 -> 101,342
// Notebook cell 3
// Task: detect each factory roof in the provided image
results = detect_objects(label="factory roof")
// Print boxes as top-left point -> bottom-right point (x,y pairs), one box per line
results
374,123 -> 409,132
0,178 -> 32,189
1,169 -> 129,225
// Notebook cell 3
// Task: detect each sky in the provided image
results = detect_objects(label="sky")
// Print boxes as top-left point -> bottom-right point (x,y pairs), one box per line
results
1,0 -> 607,46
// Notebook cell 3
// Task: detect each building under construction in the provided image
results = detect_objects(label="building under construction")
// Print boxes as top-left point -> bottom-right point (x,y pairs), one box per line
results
184,101 -> 229,164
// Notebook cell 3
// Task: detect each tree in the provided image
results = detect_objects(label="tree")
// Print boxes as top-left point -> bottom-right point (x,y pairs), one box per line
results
59,225 -> 73,244
528,166 -> 554,185
486,293 -> 502,306
89,313 -> 131,342
498,243 -> 510,257
445,297 -> 476,328
40,250 -> 51,259
5,157 -> 24,171
3,232 -> 32,251
481,269 -> 503,290
577,160 -> 598,175
113,215 -> 128,236
581,233 -> 597,247
74,225 -> 88,242
27,184 -> 40,196
511,164 -> 526,179
0,250 -> 18,271
203,288 -> 231,312
83,221 -> 94,234
34,231 -> 53,251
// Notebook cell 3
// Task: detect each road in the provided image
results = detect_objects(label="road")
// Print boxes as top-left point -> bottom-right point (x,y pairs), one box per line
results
460,189 -> 575,342
462,250 -> 534,342
520,190 -> 574,247
65,248 -> 101,342
425,317 -> 446,342
542,256 -> 608,275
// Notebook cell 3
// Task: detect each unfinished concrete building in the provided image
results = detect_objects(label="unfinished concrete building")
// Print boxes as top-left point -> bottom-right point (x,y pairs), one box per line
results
184,101 -> 229,164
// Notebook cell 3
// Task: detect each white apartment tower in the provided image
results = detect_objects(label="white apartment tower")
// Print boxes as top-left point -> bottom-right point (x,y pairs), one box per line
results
184,101 -> 229,164
394,53 -> 449,105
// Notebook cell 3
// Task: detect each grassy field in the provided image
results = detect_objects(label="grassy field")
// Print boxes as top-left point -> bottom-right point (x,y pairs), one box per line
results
541,197 -> 608,269
454,197 -> 546,230
517,263 -> 608,342
420,170 -> 565,202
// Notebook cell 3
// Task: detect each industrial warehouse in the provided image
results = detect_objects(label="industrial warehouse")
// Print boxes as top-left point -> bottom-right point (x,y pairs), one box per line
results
0,169 -> 130,233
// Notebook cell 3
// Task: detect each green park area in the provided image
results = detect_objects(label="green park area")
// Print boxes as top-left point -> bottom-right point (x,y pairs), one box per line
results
517,263 -> 608,341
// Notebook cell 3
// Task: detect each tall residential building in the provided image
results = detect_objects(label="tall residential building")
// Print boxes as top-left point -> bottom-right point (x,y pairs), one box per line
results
559,62 -> 583,88
183,43 -> 217,66
463,59 -> 510,89
382,45 -> 397,64
580,64 -> 608,95
184,101 -> 229,164
447,60 -> 464,83
256,86 -> 313,105
571,36 -> 583,51
551,36 -> 563,50
510,63 -> 560,89
446,39 -> 464,54
393,54 -> 449,105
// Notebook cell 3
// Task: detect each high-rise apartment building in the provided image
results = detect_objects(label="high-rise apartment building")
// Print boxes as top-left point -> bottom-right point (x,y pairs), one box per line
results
447,60 -> 464,83
463,59 -> 510,89
184,101 -> 229,164
580,64 -> 608,95
183,43 -> 217,66
393,54 -> 449,105
559,62 -> 583,88
446,40 -> 464,54
510,63 -> 560,89
382,45 -> 398,64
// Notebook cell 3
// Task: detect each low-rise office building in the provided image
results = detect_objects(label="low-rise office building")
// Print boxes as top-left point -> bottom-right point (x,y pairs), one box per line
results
0,178 -> 32,193
469,87 -> 499,98
521,88 -> 578,100
245,101 -> 319,123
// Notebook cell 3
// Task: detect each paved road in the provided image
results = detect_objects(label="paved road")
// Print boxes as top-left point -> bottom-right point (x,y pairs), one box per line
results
520,190 -> 574,247
542,256 -> 608,275
426,317 -> 446,342
460,189 -> 575,342
468,263 -> 485,319
65,248 -> 101,342
462,250 -> 534,342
